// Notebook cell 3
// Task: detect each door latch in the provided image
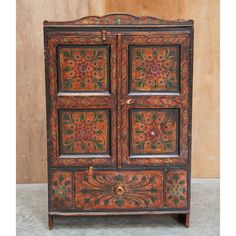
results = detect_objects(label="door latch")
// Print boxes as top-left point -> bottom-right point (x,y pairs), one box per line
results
101,30 -> 106,41
88,166 -> 93,175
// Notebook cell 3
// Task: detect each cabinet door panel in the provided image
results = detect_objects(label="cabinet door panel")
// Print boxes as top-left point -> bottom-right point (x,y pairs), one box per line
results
120,32 -> 191,166
46,32 -> 117,167
130,108 -> 179,156
58,45 -> 110,93
59,109 -> 110,155
130,45 -> 180,93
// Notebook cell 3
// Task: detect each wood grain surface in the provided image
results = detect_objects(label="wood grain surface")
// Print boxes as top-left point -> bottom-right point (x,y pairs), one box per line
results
16,0 -> 219,183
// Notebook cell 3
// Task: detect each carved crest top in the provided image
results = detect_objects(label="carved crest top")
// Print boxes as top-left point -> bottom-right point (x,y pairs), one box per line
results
44,13 -> 193,27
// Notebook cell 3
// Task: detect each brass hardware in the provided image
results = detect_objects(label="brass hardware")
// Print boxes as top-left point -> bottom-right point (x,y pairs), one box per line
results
127,98 -> 135,105
101,30 -> 106,41
88,166 -> 93,175
114,186 -> 125,196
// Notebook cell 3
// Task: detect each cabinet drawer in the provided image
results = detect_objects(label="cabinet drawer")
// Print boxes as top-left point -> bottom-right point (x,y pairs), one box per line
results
75,171 -> 164,210
50,169 -> 188,210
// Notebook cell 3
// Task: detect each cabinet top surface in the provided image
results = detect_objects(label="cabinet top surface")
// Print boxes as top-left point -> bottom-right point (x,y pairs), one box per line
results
43,13 -> 194,28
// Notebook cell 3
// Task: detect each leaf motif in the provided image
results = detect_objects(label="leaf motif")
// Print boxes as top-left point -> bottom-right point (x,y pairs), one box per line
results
94,199 -> 100,205
135,50 -> 143,59
151,196 -> 156,203
114,174 -> 123,181
145,199 -> 150,205
95,130 -> 102,135
81,188 -> 89,194
142,176 -> 147,181
135,129 -> 142,135
63,66 -> 71,72
80,49 -> 85,57
115,199 -> 124,207
64,180 -> 71,186
136,142 -> 144,150
135,66 -> 144,72
135,78 -> 145,88
63,51 -> 72,58
172,174 -> 179,181
84,198 -> 90,203
64,79 -> 73,89
94,113 -> 104,123
173,198 -> 179,205
64,113 -> 74,124
132,176 -> 137,181
134,113 -> 144,122
104,199 -> 110,206
58,175 -> 65,183
149,177 -> 155,183
152,50 -> 158,57
80,113 -> 85,121
64,129 -> 73,135
150,187 -> 157,193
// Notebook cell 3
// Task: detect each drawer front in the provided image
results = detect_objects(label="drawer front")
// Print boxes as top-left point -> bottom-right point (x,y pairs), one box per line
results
50,169 -> 188,210
75,171 -> 164,210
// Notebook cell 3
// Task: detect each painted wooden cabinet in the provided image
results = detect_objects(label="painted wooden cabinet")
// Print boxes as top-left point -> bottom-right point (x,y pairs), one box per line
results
44,14 -> 193,229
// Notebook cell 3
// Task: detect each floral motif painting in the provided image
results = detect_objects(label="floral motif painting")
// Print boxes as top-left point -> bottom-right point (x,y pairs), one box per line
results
75,171 -> 163,209
166,170 -> 187,208
59,46 -> 109,92
130,46 -> 179,92
130,109 -> 178,155
51,171 -> 72,209
60,110 -> 109,154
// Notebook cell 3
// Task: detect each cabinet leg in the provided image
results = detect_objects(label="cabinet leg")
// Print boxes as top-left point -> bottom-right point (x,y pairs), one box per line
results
177,213 -> 190,228
48,215 -> 54,230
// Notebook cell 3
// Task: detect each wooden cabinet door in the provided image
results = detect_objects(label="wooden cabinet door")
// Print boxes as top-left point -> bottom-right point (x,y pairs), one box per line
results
45,31 -> 117,167
119,32 -> 192,167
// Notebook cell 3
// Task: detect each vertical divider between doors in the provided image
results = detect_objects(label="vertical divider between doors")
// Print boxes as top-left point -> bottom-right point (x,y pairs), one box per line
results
117,34 -> 122,169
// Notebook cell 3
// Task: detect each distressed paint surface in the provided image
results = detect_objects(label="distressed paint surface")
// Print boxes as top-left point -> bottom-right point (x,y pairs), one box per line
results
130,109 -> 178,155
59,46 -> 109,92
60,110 -> 109,154
130,46 -> 179,92
75,171 -> 164,209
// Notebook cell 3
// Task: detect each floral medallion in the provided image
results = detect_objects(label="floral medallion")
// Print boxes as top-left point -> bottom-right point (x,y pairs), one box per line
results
130,46 -> 179,92
60,110 -> 109,154
166,170 -> 188,208
130,109 -> 178,155
59,46 -> 108,92
51,171 -> 72,209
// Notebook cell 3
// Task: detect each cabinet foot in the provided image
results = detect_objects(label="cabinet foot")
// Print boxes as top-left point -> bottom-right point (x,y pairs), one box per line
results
48,215 -> 54,230
177,213 -> 190,227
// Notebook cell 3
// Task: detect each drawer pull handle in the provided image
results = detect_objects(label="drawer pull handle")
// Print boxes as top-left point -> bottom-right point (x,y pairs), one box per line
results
114,186 -> 125,196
